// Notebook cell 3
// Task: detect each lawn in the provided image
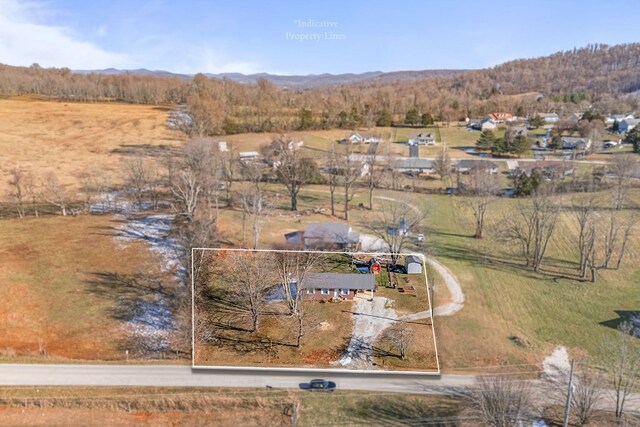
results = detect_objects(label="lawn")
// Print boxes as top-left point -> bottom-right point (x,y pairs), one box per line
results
216,182 -> 640,372
396,190 -> 640,371
0,215 -> 176,361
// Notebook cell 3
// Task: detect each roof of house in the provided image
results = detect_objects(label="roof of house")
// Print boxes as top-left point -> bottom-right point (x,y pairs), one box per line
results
300,272 -> 375,290
304,223 -> 359,245
562,137 -> 590,143
409,132 -> 435,139
621,118 -> 640,126
456,159 -> 498,170
394,158 -> 435,169
537,113 -> 559,118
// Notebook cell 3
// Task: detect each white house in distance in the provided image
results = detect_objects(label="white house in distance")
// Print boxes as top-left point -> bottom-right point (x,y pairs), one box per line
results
408,132 -> 436,146
605,114 -> 634,126
469,118 -> 497,131
619,118 -> 640,133
239,151 -> 260,160
339,132 -> 382,145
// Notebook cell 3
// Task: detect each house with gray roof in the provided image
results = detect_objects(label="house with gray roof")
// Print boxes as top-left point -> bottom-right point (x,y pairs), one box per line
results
285,222 -> 360,250
408,132 -> 436,146
301,272 -> 375,300
392,158 -> 436,175
562,137 -> 592,150
456,159 -> 499,174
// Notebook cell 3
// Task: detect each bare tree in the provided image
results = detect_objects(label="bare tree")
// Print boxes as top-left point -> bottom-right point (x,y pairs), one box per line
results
572,195 -> 598,279
325,145 -> 339,216
364,143 -> 385,210
265,136 -> 319,211
223,251 -> 276,333
122,156 -> 151,208
544,359 -> 604,426
23,173 -> 40,217
336,145 -> 363,221
459,167 -> 501,238
608,154 -> 638,211
365,197 -> 427,263
7,166 -> 26,217
502,186 -> 559,272
433,143 -> 452,184
463,375 -> 533,427
273,250 -> 322,348
605,321 -> 640,425
239,163 -> 272,249
381,323 -> 414,360
172,170 -> 201,222
42,173 -> 68,216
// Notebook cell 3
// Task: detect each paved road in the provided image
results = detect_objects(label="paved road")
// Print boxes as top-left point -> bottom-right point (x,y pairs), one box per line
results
0,364 -> 473,393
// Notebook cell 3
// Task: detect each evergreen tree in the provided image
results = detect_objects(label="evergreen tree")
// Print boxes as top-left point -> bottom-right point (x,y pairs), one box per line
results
476,130 -> 496,151
624,126 -> 640,153
421,112 -> 434,126
376,109 -> 392,127
298,108 -> 314,130
405,108 -> 420,125
511,135 -> 530,157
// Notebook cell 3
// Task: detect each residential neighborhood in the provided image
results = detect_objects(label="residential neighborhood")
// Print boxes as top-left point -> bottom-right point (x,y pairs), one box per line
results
2,2 -> 640,425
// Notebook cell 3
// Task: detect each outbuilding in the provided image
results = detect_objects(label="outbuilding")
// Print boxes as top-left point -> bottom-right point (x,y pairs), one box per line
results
404,255 -> 424,275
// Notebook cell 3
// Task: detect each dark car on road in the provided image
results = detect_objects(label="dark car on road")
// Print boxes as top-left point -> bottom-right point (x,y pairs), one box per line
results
305,379 -> 336,392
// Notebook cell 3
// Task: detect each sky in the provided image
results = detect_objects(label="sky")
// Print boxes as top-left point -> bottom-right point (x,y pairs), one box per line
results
2,0 -> 640,75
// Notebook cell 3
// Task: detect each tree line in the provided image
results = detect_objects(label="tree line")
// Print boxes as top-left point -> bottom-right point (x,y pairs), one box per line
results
2,43 -> 640,136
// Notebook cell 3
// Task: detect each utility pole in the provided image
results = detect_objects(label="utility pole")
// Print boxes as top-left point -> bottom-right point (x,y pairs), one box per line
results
563,359 -> 575,427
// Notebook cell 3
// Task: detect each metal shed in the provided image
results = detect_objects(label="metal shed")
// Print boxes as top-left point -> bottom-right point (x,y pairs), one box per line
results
404,255 -> 423,275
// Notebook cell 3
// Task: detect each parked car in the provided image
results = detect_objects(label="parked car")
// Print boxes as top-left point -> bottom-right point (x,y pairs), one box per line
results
416,233 -> 425,242
307,379 -> 336,392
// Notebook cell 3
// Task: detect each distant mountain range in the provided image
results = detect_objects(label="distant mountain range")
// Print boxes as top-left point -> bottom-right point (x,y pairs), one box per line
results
73,68 -> 467,88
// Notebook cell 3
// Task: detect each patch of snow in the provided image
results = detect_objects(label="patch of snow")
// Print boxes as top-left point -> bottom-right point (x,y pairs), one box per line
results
122,296 -> 175,354
115,214 -> 183,277
631,315 -> 640,337
542,346 -> 570,381
90,191 -> 170,215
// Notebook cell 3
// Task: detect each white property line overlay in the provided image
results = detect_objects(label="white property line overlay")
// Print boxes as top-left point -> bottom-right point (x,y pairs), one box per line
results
190,248 -> 440,376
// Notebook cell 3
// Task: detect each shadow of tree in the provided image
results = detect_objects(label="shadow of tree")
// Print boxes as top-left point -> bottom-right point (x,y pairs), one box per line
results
348,393 -> 461,426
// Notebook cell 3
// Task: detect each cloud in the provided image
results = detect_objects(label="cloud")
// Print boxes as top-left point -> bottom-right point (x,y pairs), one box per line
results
0,0 -> 128,69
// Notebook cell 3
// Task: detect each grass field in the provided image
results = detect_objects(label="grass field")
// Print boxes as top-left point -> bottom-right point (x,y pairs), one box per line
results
0,215 -> 174,361
0,386 -> 462,426
0,98 -> 185,194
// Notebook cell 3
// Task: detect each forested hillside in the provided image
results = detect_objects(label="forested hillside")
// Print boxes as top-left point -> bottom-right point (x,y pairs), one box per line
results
1,43 -> 639,135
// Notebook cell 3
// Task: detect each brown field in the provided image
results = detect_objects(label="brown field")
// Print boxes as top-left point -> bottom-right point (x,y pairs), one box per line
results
0,98 -> 185,195
0,215 -> 174,361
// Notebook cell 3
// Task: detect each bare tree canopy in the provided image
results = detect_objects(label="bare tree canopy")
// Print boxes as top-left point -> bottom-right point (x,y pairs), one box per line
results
263,136 -> 320,211
463,375 -> 533,427
502,186 -> 560,272
604,321 -> 640,425
459,167 -> 501,238
365,197 -> 427,263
